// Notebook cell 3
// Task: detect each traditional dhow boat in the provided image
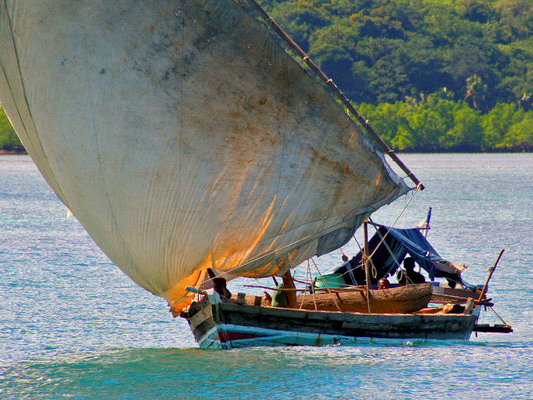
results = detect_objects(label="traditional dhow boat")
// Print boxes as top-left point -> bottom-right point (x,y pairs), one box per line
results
182,291 -> 481,349
179,224 -> 511,349
0,0 -> 511,349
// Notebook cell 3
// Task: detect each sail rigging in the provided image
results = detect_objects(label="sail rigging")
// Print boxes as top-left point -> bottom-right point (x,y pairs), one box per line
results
0,0 -> 417,310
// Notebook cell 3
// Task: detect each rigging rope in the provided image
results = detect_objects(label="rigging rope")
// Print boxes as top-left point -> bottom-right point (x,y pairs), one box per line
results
367,186 -> 421,261
333,188 -> 421,285
368,218 -> 404,278
300,260 -> 318,311
311,257 -> 343,312
488,306 -> 509,326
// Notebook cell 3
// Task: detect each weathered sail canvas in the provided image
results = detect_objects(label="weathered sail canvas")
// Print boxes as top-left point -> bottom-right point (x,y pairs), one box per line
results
0,0 -> 410,309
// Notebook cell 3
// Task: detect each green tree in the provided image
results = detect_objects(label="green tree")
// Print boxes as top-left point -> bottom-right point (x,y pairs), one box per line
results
464,74 -> 488,111
440,105 -> 483,151
481,102 -> 524,149
501,113 -> 533,150
270,1 -> 329,51
356,97 -> 533,152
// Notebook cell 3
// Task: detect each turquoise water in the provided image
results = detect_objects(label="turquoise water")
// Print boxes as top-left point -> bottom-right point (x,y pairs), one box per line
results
1,154 -> 532,399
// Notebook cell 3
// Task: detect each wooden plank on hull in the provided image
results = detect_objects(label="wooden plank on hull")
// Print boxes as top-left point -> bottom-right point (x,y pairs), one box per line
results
214,301 -> 477,340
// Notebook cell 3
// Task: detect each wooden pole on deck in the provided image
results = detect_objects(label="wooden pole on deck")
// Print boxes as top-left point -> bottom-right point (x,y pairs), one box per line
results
282,271 -> 297,308
477,249 -> 505,304
364,219 -> 372,313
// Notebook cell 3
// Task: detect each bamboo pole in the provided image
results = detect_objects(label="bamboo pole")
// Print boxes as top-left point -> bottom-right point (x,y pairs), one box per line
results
424,207 -> 432,238
477,249 -> 505,304
243,284 -> 305,292
244,0 -> 424,190
364,220 -> 372,313
312,258 -> 343,312
308,260 -> 318,311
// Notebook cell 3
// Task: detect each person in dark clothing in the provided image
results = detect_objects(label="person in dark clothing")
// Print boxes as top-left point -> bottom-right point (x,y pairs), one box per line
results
378,278 -> 390,289
213,277 -> 232,300
397,257 -> 425,285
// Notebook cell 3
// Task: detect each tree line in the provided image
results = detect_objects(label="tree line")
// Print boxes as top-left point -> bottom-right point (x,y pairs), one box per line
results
2,0 -> 532,152
263,0 -> 533,151
3,95 -> 530,153
357,91 -> 533,152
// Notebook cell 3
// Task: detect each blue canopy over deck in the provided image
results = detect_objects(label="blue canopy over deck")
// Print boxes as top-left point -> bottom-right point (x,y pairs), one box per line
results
334,226 -> 464,286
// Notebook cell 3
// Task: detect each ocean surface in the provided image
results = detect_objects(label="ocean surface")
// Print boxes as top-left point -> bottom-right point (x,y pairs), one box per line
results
1,154 -> 532,399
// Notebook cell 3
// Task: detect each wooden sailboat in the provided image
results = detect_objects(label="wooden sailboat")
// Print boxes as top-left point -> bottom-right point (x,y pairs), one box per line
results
180,221 -> 511,349
0,0 -> 511,349
182,293 -> 481,349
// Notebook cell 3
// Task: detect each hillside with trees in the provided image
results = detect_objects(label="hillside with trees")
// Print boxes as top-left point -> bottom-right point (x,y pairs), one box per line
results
264,0 -> 532,108
1,0 -> 532,152
262,0 -> 533,151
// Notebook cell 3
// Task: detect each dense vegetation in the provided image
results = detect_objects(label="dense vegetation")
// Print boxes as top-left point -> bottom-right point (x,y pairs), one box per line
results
357,91 -> 533,151
1,0 -> 532,152
261,0 -> 533,151
264,0 -> 533,108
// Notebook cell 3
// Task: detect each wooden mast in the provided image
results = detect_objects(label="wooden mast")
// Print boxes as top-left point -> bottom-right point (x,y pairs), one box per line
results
244,0 -> 424,190
282,271 -> 297,308
363,219 -> 372,313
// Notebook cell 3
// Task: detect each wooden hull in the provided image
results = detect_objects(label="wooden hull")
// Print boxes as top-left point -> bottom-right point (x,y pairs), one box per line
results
296,283 -> 432,313
182,294 -> 479,350
431,285 -> 484,304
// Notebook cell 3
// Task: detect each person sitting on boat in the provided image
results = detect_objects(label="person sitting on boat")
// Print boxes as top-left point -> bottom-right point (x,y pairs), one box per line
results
213,277 -> 232,300
378,278 -> 390,290
397,257 -> 425,285
271,283 -> 288,307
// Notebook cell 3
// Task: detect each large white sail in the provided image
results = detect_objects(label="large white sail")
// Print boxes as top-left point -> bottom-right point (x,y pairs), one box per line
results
0,0 -> 410,309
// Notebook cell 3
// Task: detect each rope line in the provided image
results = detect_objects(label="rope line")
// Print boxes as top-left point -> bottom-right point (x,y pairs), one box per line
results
367,187 -> 421,261
311,257 -> 342,312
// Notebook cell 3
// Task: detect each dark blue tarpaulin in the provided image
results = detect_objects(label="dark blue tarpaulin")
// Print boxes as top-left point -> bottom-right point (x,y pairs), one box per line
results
334,225 -> 461,285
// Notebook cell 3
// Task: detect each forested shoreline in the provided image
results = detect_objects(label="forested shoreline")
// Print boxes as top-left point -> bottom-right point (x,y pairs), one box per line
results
3,97 -> 531,152
1,0 -> 532,152
263,0 -> 533,151
358,92 -> 533,152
